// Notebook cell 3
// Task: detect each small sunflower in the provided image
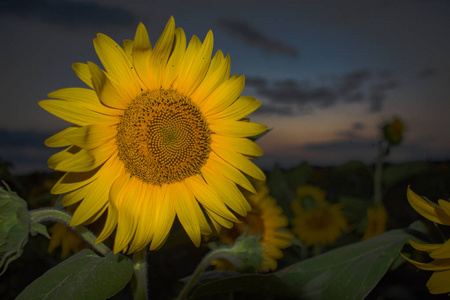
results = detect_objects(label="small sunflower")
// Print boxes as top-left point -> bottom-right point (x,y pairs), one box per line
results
292,197 -> 347,247
39,17 -> 266,254
401,187 -> 450,294
214,179 -> 293,272
362,203 -> 387,240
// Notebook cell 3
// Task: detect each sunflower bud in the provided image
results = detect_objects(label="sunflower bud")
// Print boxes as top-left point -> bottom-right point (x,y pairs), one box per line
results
215,235 -> 266,273
382,117 -> 404,146
0,187 -> 30,275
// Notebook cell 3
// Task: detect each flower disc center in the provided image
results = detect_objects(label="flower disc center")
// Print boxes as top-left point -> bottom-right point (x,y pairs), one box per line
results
116,88 -> 211,185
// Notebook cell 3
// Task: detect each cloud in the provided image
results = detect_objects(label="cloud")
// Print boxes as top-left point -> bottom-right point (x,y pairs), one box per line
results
246,69 -> 399,115
1,0 -> 136,27
417,67 -> 439,79
217,18 -> 298,57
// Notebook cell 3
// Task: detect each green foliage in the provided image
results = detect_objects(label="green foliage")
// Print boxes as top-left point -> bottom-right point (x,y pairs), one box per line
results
0,187 -> 30,275
186,228 -> 412,299
187,272 -> 295,299
275,229 -> 412,300
16,249 -> 133,300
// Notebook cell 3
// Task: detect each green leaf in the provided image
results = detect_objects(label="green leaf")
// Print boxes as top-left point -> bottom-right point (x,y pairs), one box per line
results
274,229 -> 412,300
16,249 -> 133,300
187,271 -> 295,299
29,222 -> 50,239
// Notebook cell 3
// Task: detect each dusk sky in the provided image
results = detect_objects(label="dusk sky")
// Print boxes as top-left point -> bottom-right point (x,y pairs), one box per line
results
1,0 -> 450,174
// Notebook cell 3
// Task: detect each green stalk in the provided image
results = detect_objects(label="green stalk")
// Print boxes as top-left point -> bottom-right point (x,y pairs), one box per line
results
29,208 -> 111,256
177,249 -> 230,300
131,248 -> 149,300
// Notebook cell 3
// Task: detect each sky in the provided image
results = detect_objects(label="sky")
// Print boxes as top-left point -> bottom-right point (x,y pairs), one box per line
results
1,0 -> 450,174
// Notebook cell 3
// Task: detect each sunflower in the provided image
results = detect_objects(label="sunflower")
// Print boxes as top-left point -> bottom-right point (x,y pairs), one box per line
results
291,196 -> 347,247
214,179 -> 293,272
362,203 -> 387,240
401,187 -> 450,294
39,17 -> 267,254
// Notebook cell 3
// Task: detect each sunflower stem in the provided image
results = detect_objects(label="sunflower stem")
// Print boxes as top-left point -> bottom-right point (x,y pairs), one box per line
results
374,141 -> 386,204
131,248 -> 149,300
29,208 -> 111,256
177,249 -> 230,300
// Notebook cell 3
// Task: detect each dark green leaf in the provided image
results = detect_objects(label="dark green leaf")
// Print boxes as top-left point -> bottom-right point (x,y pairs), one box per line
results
17,249 -> 133,300
275,229 -> 412,300
187,271 -> 295,299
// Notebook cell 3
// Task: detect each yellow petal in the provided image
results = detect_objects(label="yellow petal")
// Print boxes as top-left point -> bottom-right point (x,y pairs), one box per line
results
427,269 -> 450,294
185,175 -> 239,223
88,62 -> 130,110
94,33 -> 140,97
401,253 -> 450,271
209,119 -> 267,138
39,99 -> 118,126
127,182 -> 152,253
430,239 -> 450,259
48,87 -> 122,116
207,152 -> 256,193
212,96 -> 261,120
408,239 -> 443,253
150,184 -> 176,250
437,199 -> 450,220
122,39 -> 133,61
177,31 -> 214,96
201,74 -> 245,117
407,187 -> 450,225
51,167 -> 100,194
211,142 -> 266,181
96,201 -> 118,243
48,146 -> 95,172
45,127 -> 78,148
63,124 -> 116,149
132,23 -> 152,89
130,184 -> 156,252
148,16 -> 176,90
114,177 -> 142,253
191,51 -> 230,104
72,63 -> 94,88
172,35 -> 201,92
174,182 -> 202,247
161,27 -> 186,89
62,185 -> 89,206
211,135 -> 263,157
70,156 -> 123,226
201,165 -> 250,216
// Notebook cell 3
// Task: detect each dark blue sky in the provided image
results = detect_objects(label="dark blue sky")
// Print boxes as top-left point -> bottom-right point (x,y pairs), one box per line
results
1,0 -> 450,174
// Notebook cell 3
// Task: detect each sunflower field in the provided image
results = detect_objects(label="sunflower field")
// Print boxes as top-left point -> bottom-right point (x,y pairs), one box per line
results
1,16 -> 450,300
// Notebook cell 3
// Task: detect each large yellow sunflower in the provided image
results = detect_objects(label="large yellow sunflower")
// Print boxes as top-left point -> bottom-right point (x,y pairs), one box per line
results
402,187 -> 450,294
39,17 -> 267,254
214,179 -> 293,272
